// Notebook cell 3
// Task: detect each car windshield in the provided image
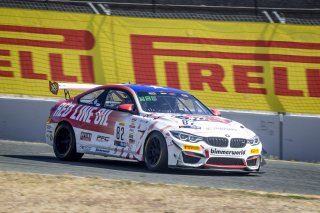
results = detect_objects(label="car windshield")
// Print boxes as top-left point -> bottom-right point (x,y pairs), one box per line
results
137,92 -> 212,115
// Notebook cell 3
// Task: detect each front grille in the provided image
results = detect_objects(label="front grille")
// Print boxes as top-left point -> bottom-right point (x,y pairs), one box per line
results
230,138 -> 247,148
206,157 -> 244,166
182,153 -> 201,164
205,137 -> 228,147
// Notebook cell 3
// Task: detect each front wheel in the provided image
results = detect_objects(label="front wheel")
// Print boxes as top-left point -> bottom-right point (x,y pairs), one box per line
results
53,123 -> 83,161
144,132 -> 168,172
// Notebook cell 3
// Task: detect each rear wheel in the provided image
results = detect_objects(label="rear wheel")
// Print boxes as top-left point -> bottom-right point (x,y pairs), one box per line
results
53,123 -> 83,161
144,132 -> 168,172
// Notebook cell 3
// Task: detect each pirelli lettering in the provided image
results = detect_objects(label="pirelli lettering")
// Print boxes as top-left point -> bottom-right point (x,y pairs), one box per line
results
0,25 -> 95,82
131,35 -> 320,98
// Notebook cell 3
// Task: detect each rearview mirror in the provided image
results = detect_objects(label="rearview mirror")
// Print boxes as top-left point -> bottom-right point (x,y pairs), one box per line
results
118,104 -> 135,113
210,108 -> 221,116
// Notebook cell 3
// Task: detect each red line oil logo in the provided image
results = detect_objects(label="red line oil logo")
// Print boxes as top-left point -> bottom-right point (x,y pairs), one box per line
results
0,25 -> 95,83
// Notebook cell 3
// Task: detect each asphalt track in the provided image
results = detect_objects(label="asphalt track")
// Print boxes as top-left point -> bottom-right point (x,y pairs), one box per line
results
0,140 -> 319,195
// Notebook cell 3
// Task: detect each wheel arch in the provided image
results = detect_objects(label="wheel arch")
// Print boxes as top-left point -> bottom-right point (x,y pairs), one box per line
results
143,130 -> 166,157
55,120 -> 73,133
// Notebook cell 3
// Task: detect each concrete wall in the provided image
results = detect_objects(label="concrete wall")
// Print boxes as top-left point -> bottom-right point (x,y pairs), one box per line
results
0,97 -> 56,142
283,115 -> 320,162
0,97 -> 319,161
221,110 -> 280,158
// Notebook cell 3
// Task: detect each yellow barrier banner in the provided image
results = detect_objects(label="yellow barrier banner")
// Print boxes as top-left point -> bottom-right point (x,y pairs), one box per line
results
0,8 -> 116,98
0,8 -> 320,114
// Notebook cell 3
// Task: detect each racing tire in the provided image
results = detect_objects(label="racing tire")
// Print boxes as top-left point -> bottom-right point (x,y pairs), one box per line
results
144,132 -> 168,172
53,123 -> 83,161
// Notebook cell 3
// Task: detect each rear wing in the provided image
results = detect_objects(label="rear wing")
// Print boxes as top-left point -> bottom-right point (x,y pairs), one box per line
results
49,81 -> 102,100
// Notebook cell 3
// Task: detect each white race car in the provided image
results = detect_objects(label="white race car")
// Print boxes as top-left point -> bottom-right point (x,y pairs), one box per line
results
46,82 -> 264,172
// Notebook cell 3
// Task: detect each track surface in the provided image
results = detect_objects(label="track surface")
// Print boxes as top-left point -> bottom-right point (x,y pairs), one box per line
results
0,140 -> 319,195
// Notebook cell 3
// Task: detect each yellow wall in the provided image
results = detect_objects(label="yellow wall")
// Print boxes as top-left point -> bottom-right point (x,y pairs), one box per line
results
0,8 -> 320,114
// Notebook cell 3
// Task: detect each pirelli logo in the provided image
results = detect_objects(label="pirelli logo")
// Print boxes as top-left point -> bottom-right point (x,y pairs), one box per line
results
0,25 -> 95,83
131,35 -> 320,98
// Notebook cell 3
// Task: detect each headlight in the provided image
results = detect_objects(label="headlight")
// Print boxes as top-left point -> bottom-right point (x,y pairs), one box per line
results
170,131 -> 203,143
247,136 -> 260,146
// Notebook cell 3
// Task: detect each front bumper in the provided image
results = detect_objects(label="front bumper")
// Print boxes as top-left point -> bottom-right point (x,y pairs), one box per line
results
168,139 -> 263,172
179,152 -> 262,172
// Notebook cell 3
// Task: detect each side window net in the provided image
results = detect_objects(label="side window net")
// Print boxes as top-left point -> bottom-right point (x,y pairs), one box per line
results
105,90 -> 132,109
79,90 -> 104,106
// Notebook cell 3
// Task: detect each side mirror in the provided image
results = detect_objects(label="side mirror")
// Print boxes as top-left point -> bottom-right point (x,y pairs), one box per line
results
118,104 -> 135,113
210,108 -> 221,116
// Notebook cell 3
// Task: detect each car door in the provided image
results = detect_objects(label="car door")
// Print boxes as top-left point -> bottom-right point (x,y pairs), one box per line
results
103,89 -> 138,158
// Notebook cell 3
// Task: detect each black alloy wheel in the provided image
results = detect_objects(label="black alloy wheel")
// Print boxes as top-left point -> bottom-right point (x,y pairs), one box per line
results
55,127 -> 71,155
53,123 -> 83,161
146,137 -> 161,165
144,132 -> 168,171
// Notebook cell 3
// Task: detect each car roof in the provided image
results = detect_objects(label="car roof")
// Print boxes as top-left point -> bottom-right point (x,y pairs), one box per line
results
124,84 -> 189,94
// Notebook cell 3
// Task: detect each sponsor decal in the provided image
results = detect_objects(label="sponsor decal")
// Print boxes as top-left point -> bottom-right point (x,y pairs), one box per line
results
211,148 -> 246,156
179,125 -> 201,129
206,127 -> 237,131
129,124 -> 135,129
96,148 -> 110,154
80,132 -> 92,141
53,104 -> 112,127
176,115 -> 231,124
250,148 -> 260,154
183,144 -> 200,151
96,135 -> 109,142
53,103 -> 76,118
129,139 -> 135,144
114,140 -> 127,147
139,96 -> 157,102
119,122 -> 125,126
80,145 -> 96,152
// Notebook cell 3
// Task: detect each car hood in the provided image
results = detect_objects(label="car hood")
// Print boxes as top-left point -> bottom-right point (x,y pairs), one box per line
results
144,113 -> 255,139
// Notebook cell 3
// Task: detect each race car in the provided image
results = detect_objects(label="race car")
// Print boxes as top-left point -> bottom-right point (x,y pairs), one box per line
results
46,81 -> 264,172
